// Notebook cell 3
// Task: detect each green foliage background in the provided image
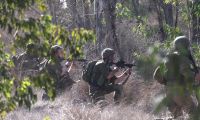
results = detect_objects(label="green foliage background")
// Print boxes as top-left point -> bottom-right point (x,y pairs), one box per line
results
1,0 -> 200,119
0,0 -> 95,118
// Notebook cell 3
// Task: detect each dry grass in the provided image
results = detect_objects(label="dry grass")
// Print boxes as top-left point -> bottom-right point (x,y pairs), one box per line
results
5,71 -> 173,120
5,96 -> 155,120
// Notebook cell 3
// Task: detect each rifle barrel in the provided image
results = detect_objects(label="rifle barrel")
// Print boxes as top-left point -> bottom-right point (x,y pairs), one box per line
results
113,62 -> 135,68
66,58 -> 88,62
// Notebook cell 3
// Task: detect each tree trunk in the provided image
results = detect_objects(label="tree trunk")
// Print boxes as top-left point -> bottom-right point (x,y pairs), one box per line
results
95,0 -> 104,52
132,0 -> 140,17
102,0 -> 124,59
161,1 -> 174,27
191,0 -> 200,43
174,1 -> 179,28
154,0 -> 166,42
68,0 -> 83,28
83,0 -> 91,29
47,0 -> 57,24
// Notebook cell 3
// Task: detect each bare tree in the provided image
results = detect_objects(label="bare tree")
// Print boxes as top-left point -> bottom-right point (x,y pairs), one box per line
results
46,0 -> 72,27
154,0 -> 166,42
160,0 -> 174,27
47,0 -> 58,24
132,0 -> 140,17
191,0 -> 200,43
102,0 -> 124,59
68,0 -> 83,28
94,0 -> 104,52
174,1 -> 179,28
83,0 -> 91,29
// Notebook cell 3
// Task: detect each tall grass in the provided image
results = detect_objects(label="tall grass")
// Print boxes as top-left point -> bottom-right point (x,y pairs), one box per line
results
5,77 -> 176,120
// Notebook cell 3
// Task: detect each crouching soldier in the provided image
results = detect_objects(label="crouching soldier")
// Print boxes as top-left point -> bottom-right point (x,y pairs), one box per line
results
12,43 -> 43,76
89,48 -> 131,105
42,45 -> 75,100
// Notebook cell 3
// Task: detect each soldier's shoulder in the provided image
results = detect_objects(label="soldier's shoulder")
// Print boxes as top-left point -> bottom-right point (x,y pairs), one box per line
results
165,52 -> 182,65
18,52 -> 30,60
13,52 -> 26,63
19,52 -> 27,56
45,60 -> 56,73
166,52 -> 180,59
95,60 -> 106,66
46,59 -> 55,67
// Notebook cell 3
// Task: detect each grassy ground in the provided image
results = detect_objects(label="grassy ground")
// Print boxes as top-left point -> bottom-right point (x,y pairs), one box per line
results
5,71 -> 185,120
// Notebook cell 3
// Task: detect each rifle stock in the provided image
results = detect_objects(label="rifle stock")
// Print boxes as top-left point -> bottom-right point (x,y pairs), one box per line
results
114,60 -> 135,68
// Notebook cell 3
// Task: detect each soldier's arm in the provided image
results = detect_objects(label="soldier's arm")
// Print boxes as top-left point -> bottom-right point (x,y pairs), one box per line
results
114,68 -> 131,82
66,61 -> 73,73
195,73 -> 200,84
180,58 -> 195,86
107,68 -> 131,83
14,54 -> 24,68
107,67 -> 119,80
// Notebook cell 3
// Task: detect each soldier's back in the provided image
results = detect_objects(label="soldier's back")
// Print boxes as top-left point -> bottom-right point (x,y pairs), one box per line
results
164,52 -> 181,84
91,60 -> 110,87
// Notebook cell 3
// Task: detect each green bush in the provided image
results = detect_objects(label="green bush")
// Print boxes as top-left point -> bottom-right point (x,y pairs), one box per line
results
0,0 -> 95,118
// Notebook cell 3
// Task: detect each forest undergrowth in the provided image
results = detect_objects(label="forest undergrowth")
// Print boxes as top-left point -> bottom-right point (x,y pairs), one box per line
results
5,71 -> 183,120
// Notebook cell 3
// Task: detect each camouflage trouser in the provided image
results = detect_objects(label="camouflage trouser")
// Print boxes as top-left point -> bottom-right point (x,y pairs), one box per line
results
56,75 -> 75,93
89,84 -> 123,104
166,91 -> 196,118
42,76 -> 75,100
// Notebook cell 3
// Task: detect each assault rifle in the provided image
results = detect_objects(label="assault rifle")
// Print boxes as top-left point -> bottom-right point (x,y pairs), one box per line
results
38,58 -> 88,71
189,53 -> 199,74
113,60 -> 135,68
66,58 -> 88,62
113,60 -> 135,85
60,58 -> 88,70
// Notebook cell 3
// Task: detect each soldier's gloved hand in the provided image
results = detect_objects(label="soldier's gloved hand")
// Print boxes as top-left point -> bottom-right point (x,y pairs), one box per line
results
112,67 -> 119,73
107,67 -> 119,80
124,68 -> 132,76
195,72 -> 200,83
128,68 -> 132,75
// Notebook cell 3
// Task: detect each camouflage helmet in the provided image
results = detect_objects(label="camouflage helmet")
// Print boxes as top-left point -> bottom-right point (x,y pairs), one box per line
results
26,43 -> 37,54
173,36 -> 190,51
26,43 -> 36,51
50,45 -> 63,57
101,48 -> 115,59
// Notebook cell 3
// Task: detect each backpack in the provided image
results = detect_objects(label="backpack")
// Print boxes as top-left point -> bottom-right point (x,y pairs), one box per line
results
82,60 -> 98,83
153,52 -> 180,85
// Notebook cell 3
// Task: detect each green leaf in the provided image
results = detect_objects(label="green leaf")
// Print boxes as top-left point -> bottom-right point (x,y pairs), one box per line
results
38,3 -> 47,12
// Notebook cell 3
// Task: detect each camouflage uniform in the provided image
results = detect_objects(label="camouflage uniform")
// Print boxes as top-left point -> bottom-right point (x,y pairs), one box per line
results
42,45 -> 75,99
46,59 -> 75,93
15,52 -> 41,70
163,36 -> 196,118
89,48 -> 123,104
12,43 -> 42,76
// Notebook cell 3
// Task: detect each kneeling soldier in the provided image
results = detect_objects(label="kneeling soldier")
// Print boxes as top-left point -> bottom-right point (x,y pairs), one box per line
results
42,45 -> 75,100
89,48 -> 131,104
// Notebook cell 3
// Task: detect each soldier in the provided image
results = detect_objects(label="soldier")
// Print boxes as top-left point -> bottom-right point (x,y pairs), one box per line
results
89,48 -> 131,104
154,36 -> 200,118
12,43 -> 44,77
42,45 -> 75,100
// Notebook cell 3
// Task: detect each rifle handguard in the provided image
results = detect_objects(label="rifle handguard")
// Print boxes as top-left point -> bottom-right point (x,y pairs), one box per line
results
114,60 -> 135,68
